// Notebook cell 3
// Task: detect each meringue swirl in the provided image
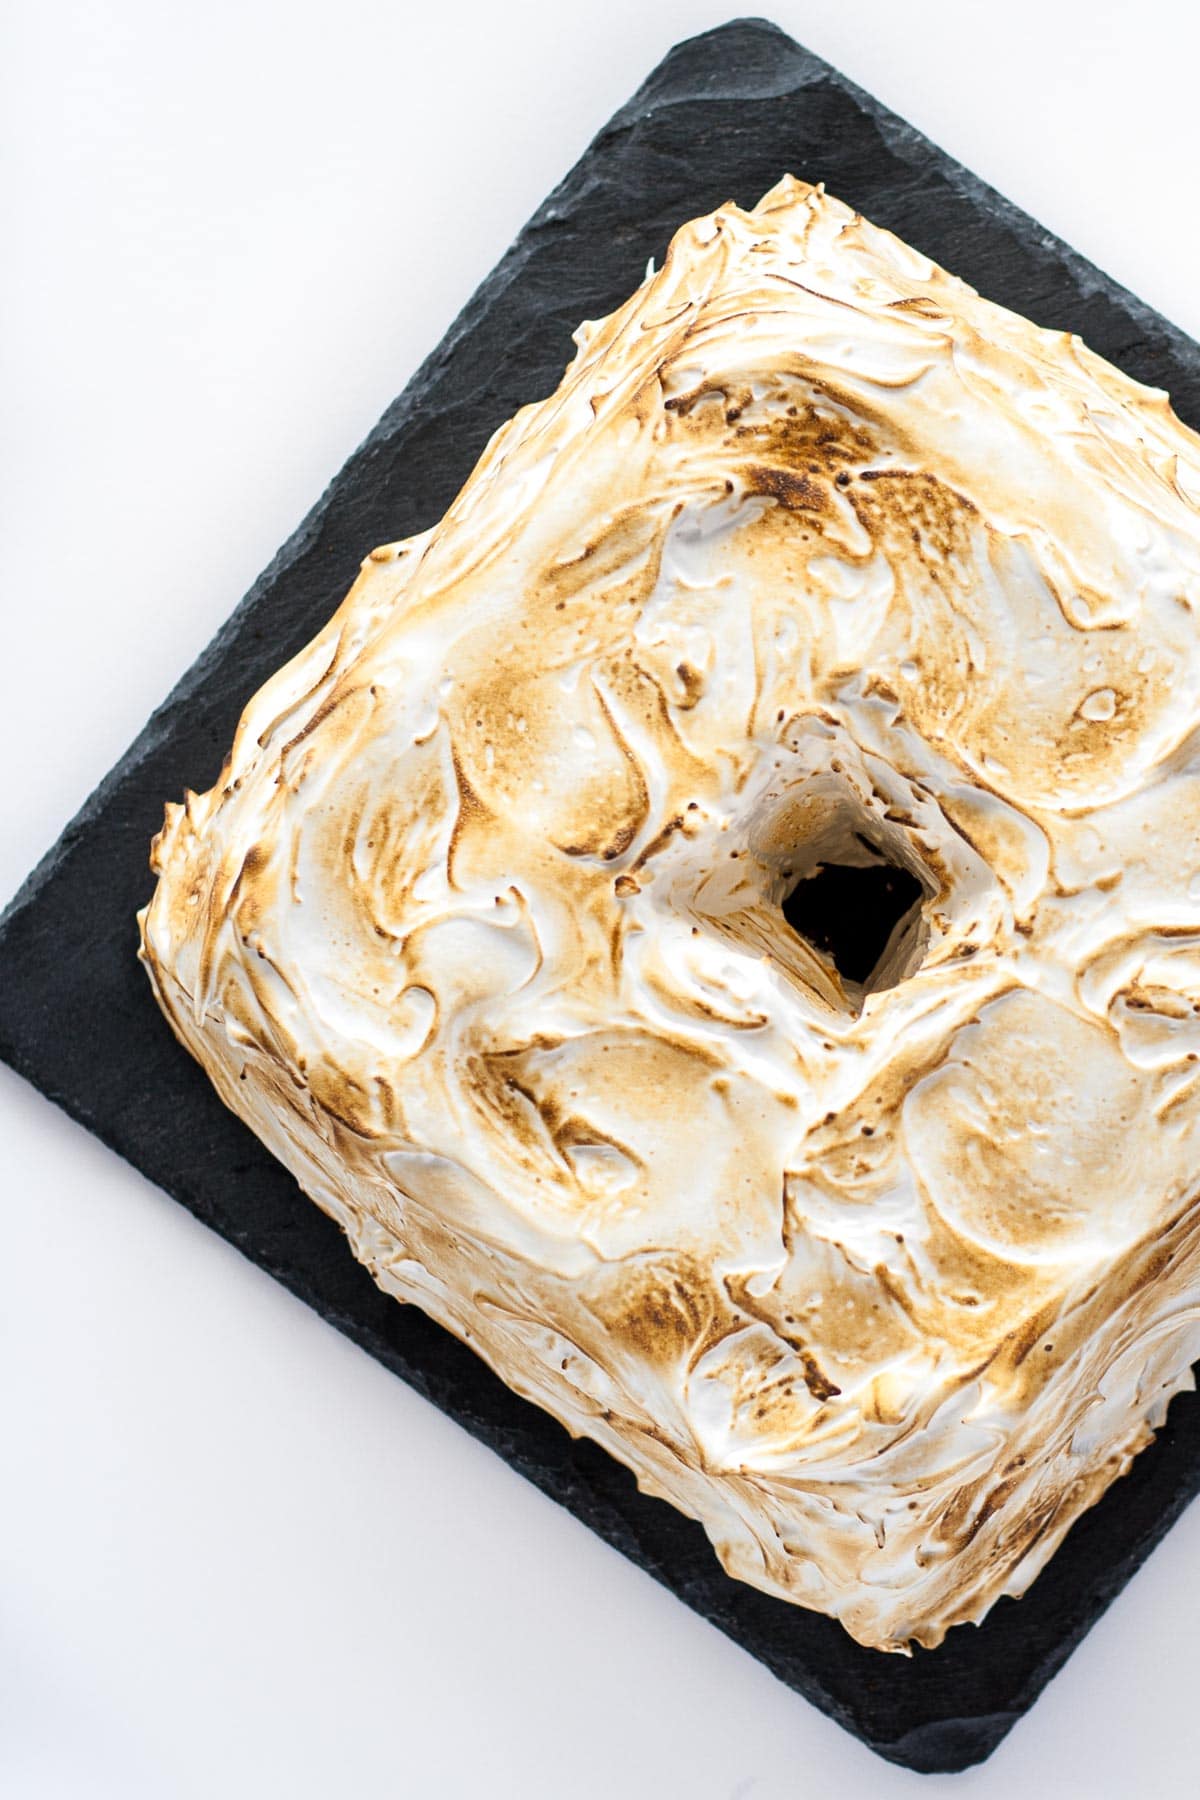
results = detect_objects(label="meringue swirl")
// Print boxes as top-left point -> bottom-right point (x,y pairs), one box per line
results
139,177 -> 1200,1650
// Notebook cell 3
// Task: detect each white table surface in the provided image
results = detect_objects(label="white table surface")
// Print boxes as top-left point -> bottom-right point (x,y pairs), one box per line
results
5,3 -> 1200,1794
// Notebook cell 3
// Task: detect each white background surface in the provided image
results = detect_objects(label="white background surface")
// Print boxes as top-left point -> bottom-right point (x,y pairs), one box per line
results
4,3 -> 1200,1794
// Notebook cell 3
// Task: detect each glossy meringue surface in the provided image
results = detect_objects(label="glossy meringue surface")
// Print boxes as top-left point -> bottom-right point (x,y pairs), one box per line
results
139,176 -> 1200,1650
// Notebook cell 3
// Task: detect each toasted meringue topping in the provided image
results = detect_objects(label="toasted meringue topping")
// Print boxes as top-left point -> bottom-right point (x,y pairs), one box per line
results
139,177 -> 1200,1650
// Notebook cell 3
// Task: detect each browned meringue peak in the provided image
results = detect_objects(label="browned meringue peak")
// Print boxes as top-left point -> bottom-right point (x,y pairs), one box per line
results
139,176 -> 1200,1651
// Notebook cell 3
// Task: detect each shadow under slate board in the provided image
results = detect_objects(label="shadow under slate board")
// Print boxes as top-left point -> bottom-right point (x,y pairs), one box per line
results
4,16 -> 1200,1774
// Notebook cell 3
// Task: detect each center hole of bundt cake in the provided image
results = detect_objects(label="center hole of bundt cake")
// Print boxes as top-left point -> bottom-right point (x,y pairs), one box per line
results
782,850 -> 925,990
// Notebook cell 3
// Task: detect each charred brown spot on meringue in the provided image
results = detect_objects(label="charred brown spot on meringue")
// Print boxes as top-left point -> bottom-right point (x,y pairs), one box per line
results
592,1257 -> 716,1368
744,463 -> 827,512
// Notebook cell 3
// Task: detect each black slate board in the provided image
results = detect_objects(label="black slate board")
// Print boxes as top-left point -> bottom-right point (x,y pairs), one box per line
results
4,17 -> 1200,1773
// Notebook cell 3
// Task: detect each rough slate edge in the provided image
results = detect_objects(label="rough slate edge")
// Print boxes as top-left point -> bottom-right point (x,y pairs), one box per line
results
3,17 -> 1200,1775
